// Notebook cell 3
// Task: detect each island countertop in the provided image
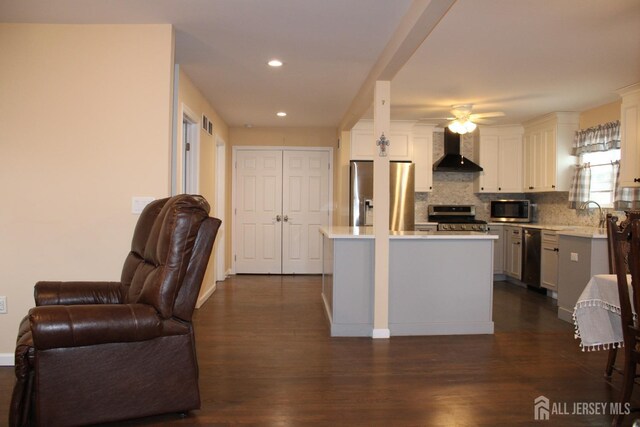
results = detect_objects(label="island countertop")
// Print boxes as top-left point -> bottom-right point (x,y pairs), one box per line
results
320,226 -> 499,240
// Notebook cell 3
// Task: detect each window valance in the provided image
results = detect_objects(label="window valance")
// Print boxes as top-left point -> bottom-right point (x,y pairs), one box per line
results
573,120 -> 620,155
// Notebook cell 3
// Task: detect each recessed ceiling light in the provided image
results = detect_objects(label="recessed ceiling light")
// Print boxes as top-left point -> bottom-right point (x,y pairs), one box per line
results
276,111 -> 287,117
268,59 -> 283,67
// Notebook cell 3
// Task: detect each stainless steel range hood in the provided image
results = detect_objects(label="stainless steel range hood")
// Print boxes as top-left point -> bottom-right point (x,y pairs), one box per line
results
432,128 -> 483,172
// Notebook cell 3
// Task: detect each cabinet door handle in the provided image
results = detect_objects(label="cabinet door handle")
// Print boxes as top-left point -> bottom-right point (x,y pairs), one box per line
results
275,215 -> 282,222
635,178 -> 640,183
498,187 -> 502,191
554,248 -> 559,252
481,187 -> 484,190
552,185 -> 556,189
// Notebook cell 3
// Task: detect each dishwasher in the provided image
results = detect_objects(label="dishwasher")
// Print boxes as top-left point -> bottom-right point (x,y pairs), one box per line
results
522,228 -> 541,288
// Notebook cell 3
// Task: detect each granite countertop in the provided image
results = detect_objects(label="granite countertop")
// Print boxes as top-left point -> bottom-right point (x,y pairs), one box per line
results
320,226 -> 498,240
487,222 -> 606,239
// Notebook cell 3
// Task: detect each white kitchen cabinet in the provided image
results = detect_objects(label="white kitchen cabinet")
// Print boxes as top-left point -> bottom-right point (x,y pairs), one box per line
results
522,112 -> 579,192
350,120 -> 433,192
350,120 -> 413,161
412,124 -> 434,192
488,224 -> 505,275
617,83 -> 640,188
541,230 -> 559,291
505,225 -> 522,279
474,126 -> 523,193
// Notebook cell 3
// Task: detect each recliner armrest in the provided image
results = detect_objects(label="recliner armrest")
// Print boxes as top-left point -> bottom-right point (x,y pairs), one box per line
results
35,281 -> 123,306
29,304 -> 161,349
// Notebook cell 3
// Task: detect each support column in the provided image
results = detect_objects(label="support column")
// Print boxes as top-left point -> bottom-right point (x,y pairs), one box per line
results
372,80 -> 391,339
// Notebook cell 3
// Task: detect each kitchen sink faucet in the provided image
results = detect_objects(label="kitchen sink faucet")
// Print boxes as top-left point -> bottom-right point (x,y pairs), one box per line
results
579,200 -> 605,229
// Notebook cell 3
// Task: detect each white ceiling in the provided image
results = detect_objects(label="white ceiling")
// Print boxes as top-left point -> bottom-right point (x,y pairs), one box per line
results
1,0 -> 639,128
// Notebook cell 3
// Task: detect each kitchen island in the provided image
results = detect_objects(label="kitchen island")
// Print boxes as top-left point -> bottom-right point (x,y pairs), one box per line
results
320,226 -> 498,337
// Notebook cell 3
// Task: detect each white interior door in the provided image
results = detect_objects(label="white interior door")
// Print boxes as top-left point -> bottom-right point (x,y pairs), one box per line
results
235,150 -> 283,274
282,150 -> 330,274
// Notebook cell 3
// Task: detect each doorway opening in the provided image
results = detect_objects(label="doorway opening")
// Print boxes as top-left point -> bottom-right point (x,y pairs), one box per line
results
182,105 -> 199,194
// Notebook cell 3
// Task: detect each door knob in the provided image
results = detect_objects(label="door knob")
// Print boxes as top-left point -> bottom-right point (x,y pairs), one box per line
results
275,215 -> 282,222
284,215 -> 290,222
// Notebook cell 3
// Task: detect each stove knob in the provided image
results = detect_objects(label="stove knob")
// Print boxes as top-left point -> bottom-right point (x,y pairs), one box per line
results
442,224 -> 450,231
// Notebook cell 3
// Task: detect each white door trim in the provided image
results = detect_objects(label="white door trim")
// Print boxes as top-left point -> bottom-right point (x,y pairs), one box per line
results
180,103 -> 200,194
215,136 -> 227,280
231,146 -> 333,274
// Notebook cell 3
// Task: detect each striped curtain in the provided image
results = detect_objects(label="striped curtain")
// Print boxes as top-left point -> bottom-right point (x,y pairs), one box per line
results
568,163 -> 591,209
614,160 -> 640,210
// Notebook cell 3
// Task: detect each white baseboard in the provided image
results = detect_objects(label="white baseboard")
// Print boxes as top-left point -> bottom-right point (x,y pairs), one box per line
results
372,328 -> 390,339
0,353 -> 14,366
196,282 -> 217,309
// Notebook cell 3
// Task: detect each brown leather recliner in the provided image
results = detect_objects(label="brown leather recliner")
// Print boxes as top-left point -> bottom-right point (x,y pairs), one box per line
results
9,194 -> 221,427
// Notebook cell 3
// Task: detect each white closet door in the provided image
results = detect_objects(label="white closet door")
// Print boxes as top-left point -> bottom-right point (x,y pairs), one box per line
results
235,150 -> 283,274
282,150 -> 330,274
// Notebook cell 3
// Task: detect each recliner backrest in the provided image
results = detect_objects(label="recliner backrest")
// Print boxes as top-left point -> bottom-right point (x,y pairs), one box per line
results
120,195 -> 211,319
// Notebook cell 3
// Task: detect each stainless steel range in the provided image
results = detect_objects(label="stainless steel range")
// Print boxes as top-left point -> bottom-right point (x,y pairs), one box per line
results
427,205 -> 488,232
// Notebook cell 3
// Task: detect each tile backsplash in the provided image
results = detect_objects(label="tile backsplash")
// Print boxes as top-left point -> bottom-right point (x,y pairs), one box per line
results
415,131 -> 622,226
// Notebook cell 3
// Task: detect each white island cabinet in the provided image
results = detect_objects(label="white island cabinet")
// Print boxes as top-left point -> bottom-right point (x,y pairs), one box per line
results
320,227 -> 497,337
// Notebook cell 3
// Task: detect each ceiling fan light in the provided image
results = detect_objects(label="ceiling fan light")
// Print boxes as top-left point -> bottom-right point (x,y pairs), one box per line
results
448,120 -> 467,134
464,120 -> 477,133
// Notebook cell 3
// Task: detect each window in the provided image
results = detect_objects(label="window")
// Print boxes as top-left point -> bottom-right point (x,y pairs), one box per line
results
579,149 -> 620,208
568,120 -> 621,209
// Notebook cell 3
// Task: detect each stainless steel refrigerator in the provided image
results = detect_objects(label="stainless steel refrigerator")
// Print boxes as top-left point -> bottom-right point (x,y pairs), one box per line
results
349,160 -> 415,231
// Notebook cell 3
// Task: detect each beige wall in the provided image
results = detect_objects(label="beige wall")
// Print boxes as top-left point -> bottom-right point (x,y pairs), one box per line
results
176,69 -> 229,301
579,100 -> 621,129
0,24 -> 175,358
226,127 -> 337,269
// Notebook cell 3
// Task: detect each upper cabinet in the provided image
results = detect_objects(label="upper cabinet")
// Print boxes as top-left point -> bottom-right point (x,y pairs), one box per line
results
522,112 -> 579,192
412,124 -> 435,192
350,120 -> 413,161
617,83 -> 640,188
474,125 -> 523,193
350,120 -> 434,192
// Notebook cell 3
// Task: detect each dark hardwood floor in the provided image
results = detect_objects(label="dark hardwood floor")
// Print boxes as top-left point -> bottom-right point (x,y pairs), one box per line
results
1,276 -> 638,426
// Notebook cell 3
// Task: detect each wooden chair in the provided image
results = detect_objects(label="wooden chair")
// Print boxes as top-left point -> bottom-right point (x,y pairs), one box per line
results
609,215 -> 640,426
605,212 -> 640,378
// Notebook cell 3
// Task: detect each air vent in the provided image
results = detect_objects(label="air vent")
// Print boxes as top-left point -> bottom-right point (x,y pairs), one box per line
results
202,114 -> 213,135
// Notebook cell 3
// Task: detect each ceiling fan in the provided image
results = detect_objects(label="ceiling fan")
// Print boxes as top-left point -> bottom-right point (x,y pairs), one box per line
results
421,104 -> 505,134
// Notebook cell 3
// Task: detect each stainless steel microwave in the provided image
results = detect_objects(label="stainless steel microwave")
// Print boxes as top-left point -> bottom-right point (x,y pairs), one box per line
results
490,200 -> 535,223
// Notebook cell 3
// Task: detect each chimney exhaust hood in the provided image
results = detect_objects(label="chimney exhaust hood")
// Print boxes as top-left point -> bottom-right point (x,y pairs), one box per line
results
432,128 -> 483,172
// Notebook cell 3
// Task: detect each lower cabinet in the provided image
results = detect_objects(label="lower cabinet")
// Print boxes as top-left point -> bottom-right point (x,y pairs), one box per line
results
488,224 -> 505,275
505,226 -> 522,279
541,230 -> 559,291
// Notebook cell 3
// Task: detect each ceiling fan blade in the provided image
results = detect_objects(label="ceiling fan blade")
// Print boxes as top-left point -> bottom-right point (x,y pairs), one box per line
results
419,116 -> 455,121
470,111 -> 505,119
472,118 -> 495,124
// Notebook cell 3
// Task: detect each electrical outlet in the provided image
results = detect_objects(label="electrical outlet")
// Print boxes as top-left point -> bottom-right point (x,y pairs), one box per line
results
571,252 -> 579,262
131,196 -> 155,214
0,296 -> 6,314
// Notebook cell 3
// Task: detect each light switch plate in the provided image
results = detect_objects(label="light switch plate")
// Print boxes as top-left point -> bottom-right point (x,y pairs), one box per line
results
570,252 -> 579,262
0,296 -> 7,314
131,196 -> 155,214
